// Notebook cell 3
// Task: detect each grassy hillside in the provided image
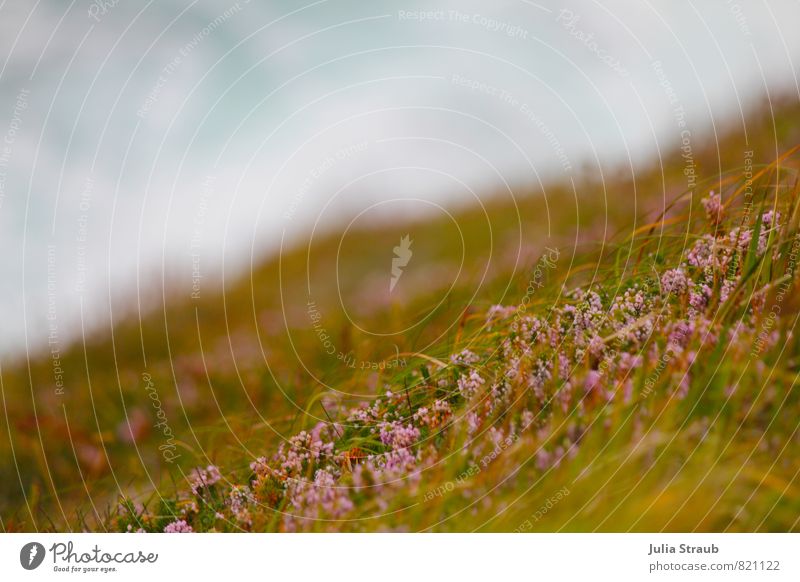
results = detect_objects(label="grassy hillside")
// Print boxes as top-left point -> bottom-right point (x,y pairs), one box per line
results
2,98 -> 799,532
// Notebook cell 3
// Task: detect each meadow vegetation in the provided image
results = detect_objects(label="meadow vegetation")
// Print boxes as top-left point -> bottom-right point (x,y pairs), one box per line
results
2,99 -> 799,532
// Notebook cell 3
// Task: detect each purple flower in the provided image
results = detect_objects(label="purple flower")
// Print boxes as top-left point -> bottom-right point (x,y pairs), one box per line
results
284,469 -> 354,532
378,421 -> 420,450
457,370 -> 485,399
584,370 -> 602,393
486,304 -> 516,326
163,519 -> 193,533
701,191 -> 723,224
588,335 -> 605,358
618,353 -> 643,372
661,268 -> 688,295
762,210 -> 781,229
728,227 -> 753,254
720,278 -> 737,302
465,411 -> 481,435
189,465 -> 222,495
688,282 -> 712,312
687,235 -> 715,269
450,349 -> 480,366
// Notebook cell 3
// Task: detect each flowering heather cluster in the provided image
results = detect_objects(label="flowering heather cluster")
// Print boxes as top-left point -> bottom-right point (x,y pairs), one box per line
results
113,190 -> 797,533
188,465 -> 222,495
701,190 -> 723,225
163,519 -> 193,533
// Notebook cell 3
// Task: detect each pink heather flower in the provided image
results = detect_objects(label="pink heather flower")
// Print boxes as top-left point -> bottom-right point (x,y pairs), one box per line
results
489,382 -> 512,411
612,288 -> 647,319
535,448 -> 553,471
284,469 -> 354,532
189,465 -> 222,495
557,381 -> 573,412
558,352 -> 571,380
720,278 -> 737,302
413,406 -> 429,422
667,320 -> 693,351
520,409 -> 535,430
518,315 -> 546,343
622,379 -> 634,404
553,446 -> 567,468
347,400 -> 382,423
457,370 -> 485,399
564,290 -> 604,342
486,304 -> 516,326
250,456 -> 269,474
177,500 -> 198,517
378,421 -> 420,450
310,421 -> 339,445
527,358 -> 553,400
505,348 -> 529,380
163,519 -> 193,533
687,235 -> 715,269
676,374 -> 690,399
375,448 -> 420,479
351,448 -> 422,505
618,353 -> 643,372
688,282 -> 712,312
757,232 -> 768,256
750,288 -> 768,313
588,335 -> 605,358
610,288 -> 653,344
584,370 -> 602,393
728,227 -> 753,254
450,349 -> 480,366
701,191 -> 723,224
465,411 -> 481,435
373,449 -> 422,491
271,431 -> 336,480
762,210 -> 781,229
248,428 -> 338,490
661,268 -> 688,295
228,485 -> 253,525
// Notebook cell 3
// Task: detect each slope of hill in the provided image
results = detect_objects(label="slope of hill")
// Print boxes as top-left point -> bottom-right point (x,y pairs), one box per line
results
2,98 -> 799,532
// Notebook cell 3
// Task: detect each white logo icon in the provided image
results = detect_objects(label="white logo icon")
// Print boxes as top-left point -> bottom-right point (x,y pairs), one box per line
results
390,235 -> 413,293
20,542 -> 45,570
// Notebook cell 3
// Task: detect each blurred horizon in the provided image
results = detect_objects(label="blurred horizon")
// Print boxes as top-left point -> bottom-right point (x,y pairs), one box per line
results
1,0 -> 800,357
